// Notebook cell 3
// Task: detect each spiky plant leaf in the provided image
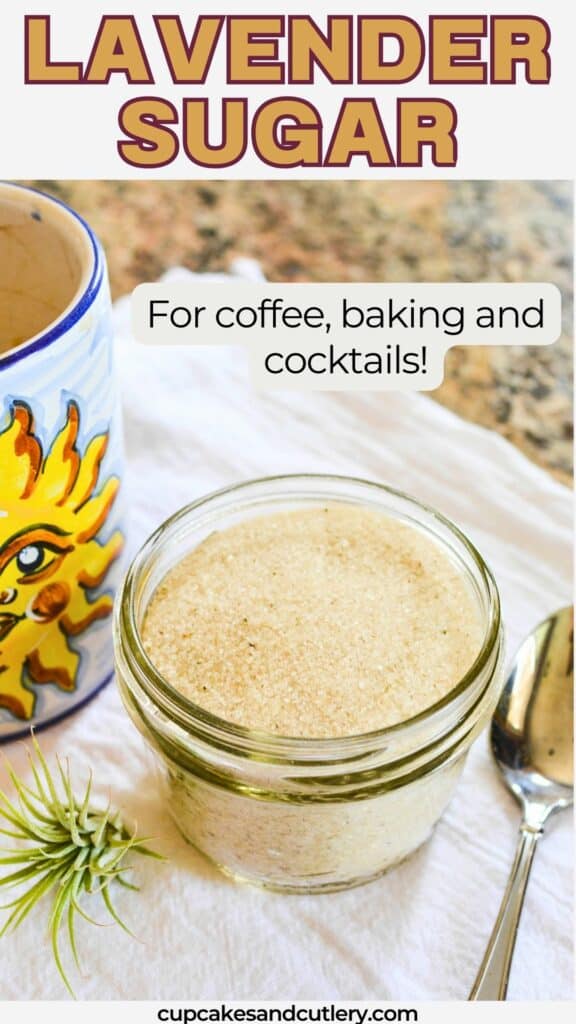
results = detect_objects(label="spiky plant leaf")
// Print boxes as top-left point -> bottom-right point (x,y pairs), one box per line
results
0,737 -> 163,997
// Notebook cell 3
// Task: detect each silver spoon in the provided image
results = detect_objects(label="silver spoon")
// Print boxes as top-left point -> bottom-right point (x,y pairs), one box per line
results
469,605 -> 573,1000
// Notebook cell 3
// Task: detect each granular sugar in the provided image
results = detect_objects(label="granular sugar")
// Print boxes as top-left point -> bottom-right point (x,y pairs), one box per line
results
142,504 -> 483,737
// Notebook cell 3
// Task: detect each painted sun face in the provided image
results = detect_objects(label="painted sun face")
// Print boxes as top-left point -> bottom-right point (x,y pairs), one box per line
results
0,401 -> 123,720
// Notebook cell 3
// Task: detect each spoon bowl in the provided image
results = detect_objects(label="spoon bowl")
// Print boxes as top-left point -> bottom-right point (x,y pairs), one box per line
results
469,605 -> 573,1000
492,604 -> 573,824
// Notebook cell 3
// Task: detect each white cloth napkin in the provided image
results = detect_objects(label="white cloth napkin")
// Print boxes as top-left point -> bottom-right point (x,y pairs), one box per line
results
1,268 -> 572,1002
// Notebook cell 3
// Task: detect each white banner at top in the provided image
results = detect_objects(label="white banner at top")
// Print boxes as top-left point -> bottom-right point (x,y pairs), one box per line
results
0,0 -> 574,179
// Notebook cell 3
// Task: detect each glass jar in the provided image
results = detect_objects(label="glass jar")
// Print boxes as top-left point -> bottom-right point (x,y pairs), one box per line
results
114,475 -> 504,893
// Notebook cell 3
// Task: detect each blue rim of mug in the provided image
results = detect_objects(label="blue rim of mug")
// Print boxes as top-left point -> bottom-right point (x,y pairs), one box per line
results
0,182 -> 103,371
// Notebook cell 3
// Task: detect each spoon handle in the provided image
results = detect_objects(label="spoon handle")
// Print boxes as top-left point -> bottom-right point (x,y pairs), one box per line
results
469,824 -> 541,1000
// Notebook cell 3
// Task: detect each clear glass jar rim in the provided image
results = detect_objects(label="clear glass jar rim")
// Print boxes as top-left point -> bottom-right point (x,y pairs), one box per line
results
116,473 -> 502,756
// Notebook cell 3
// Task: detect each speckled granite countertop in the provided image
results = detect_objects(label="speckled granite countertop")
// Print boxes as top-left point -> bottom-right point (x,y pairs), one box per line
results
27,180 -> 573,485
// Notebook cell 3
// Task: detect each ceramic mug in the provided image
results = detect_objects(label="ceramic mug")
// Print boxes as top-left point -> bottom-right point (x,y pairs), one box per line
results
0,182 -> 124,740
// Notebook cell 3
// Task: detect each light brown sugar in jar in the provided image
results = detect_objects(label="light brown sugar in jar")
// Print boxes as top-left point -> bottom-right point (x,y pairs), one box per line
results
142,505 -> 483,737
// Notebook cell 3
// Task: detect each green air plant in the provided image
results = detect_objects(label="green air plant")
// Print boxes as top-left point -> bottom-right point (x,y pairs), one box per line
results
0,737 -> 163,996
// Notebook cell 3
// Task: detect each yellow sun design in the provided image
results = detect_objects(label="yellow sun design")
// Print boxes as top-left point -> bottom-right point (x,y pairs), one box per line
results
0,401 -> 123,721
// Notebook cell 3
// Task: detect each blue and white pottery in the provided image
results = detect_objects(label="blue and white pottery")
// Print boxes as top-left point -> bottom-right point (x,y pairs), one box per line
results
0,182 -> 124,741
